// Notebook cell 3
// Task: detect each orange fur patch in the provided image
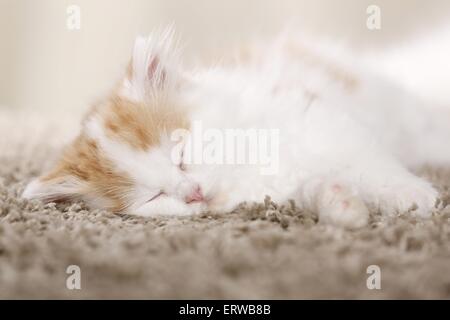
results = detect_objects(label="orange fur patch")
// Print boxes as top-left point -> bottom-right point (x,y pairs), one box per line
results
41,134 -> 133,212
93,95 -> 189,151
41,91 -> 189,212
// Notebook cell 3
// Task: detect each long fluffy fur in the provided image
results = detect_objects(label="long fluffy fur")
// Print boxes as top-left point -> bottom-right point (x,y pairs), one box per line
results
23,29 -> 450,228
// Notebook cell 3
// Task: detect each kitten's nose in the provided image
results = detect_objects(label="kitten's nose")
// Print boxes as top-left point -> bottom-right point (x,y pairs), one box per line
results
185,185 -> 204,204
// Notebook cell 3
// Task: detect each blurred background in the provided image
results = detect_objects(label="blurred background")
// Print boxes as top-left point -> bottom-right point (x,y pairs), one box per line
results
1,0 -> 450,113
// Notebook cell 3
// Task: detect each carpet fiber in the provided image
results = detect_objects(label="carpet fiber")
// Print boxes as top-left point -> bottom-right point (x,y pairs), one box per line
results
1,110 -> 450,299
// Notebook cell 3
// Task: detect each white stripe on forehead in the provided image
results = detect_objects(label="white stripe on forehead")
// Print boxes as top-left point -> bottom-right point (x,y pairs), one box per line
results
84,116 -> 179,188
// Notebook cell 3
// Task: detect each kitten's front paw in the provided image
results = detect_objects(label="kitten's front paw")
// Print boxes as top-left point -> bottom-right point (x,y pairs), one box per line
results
376,179 -> 438,218
317,183 -> 369,229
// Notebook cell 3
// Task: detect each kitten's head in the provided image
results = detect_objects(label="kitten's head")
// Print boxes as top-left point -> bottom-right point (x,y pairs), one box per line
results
23,29 -> 215,215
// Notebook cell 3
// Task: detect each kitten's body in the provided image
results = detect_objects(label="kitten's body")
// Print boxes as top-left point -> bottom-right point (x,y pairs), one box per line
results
23,31 -> 447,228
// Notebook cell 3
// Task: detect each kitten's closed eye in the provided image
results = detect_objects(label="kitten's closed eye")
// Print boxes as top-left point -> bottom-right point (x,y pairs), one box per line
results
178,150 -> 186,171
147,191 -> 165,203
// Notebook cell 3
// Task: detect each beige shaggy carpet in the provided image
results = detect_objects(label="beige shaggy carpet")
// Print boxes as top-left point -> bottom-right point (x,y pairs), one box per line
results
1,109 -> 450,299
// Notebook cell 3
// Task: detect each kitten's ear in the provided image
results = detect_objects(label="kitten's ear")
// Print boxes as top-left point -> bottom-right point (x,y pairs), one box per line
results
22,174 -> 84,203
127,28 -> 181,99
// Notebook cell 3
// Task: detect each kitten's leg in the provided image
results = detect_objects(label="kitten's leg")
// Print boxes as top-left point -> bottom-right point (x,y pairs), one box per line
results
298,106 -> 438,224
299,162 -> 437,228
316,181 -> 370,228
347,160 -> 439,218
301,156 -> 438,228
300,177 -> 370,229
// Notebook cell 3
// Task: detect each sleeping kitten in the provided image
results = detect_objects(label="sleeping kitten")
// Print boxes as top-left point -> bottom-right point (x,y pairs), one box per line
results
23,29 -> 447,228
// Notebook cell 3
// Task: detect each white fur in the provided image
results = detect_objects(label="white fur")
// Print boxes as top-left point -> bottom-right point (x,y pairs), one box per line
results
122,26 -> 181,101
85,116 -> 206,215
172,37 -> 440,227
26,31 -> 449,228
23,176 -> 84,201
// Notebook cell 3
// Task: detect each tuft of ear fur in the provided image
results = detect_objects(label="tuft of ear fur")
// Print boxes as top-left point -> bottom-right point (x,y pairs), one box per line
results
22,176 -> 84,203
126,26 -> 181,100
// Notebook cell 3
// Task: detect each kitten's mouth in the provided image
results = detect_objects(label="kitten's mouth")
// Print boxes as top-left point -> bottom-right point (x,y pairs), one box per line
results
145,190 -> 213,205
186,194 -> 213,205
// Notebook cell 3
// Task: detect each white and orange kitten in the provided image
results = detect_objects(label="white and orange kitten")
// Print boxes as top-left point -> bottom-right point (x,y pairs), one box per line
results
23,29 -> 450,228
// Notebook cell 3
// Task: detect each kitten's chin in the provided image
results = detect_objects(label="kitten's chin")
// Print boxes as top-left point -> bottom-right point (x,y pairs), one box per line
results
186,201 -> 209,215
